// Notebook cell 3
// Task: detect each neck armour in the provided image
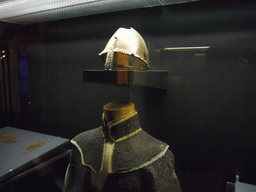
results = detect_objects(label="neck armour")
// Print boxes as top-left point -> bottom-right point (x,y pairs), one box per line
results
71,112 -> 169,174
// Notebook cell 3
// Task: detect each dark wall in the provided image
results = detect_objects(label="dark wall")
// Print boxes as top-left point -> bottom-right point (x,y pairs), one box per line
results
14,1 -> 256,191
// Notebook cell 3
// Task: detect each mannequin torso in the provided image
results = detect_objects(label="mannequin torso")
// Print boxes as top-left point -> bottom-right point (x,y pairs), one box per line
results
64,101 -> 181,192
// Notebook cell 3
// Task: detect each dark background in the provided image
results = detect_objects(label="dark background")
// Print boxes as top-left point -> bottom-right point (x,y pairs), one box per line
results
1,1 -> 256,191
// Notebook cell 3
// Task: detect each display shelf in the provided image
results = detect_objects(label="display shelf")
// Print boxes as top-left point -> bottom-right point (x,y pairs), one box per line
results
0,148 -> 71,188
226,181 -> 256,192
83,70 -> 168,90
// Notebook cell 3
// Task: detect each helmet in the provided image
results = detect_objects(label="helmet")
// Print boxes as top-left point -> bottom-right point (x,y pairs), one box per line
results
99,27 -> 149,70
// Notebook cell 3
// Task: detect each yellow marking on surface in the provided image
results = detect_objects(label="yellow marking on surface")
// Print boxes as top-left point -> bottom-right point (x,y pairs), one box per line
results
21,141 -> 46,155
0,134 -> 17,144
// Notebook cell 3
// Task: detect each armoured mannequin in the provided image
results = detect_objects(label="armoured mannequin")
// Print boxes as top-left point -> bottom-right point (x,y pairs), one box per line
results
63,101 -> 181,192
98,27 -> 150,70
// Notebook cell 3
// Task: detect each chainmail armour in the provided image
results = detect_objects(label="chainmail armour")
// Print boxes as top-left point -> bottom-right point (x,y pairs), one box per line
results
63,111 -> 181,192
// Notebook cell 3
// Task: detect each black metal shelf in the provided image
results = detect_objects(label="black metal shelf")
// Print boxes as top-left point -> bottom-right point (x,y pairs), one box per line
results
83,70 -> 168,90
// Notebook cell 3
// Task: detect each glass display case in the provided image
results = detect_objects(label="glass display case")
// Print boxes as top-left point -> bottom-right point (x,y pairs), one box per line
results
0,1 -> 255,192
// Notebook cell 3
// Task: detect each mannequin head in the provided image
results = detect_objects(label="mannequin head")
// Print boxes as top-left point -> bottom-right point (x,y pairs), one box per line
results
103,101 -> 135,123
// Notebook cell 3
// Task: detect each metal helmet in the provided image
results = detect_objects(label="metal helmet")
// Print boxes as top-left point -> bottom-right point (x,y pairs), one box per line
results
99,27 -> 150,70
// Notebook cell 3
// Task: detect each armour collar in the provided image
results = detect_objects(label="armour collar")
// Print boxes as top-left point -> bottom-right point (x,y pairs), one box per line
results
71,111 -> 169,174
102,111 -> 142,142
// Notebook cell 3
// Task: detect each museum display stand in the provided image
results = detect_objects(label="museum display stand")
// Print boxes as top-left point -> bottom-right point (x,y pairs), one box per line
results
0,127 -> 71,189
83,69 -> 168,90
